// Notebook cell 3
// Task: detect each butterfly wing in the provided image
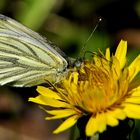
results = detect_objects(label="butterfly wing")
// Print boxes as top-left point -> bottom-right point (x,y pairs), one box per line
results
0,14 -> 68,87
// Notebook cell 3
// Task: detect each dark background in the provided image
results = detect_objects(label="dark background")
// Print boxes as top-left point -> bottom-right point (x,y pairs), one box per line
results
0,0 -> 140,139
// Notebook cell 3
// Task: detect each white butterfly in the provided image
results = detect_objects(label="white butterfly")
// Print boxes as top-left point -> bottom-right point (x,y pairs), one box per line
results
0,14 -> 72,87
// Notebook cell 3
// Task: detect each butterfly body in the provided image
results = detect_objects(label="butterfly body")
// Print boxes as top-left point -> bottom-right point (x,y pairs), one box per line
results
0,14 -> 69,87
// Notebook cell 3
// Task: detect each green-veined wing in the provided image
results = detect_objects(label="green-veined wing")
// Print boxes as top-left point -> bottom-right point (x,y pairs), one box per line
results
0,14 -> 69,87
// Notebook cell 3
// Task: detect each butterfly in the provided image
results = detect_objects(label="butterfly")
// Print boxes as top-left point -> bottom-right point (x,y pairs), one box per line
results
0,14 -> 74,87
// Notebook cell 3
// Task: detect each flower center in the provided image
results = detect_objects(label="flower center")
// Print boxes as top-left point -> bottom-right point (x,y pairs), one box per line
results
76,62 -> 128,114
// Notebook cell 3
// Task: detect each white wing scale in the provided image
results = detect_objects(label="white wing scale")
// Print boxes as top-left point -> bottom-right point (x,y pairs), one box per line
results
0,14 -> 68,87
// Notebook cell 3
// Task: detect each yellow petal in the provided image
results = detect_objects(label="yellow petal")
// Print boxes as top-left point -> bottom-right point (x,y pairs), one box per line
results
29,96 -> 70,108
106,114 -> 119,126
93,55 -> 103,67
123,104 -> 140,119
86,114 -> 106,136
37,86 -> 61,99
129,85 -> 140,97
128,55 -> 140,82
45,109 -> 78,119
105,48 -> 110,61
115,40 -> 127,69
107,109 -> 126,120
53,115 -> 79,134
67,72 -> 78,85
29,95 -> 47,105
125,96 -> 140,104
73,72 -> 79,84
112,56 -> 121,79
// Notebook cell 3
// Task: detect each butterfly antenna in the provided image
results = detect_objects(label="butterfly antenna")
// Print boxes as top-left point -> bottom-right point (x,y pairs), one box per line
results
78,18 -> 102,59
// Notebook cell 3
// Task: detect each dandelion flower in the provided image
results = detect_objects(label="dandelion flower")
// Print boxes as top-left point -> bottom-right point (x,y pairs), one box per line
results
29,40 -> 140,137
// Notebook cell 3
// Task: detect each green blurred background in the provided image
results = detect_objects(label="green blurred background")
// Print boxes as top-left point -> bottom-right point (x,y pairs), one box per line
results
0,0 -> 140,140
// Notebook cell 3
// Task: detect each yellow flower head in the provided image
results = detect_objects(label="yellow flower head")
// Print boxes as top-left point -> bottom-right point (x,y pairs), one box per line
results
29,40 -> 140,136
